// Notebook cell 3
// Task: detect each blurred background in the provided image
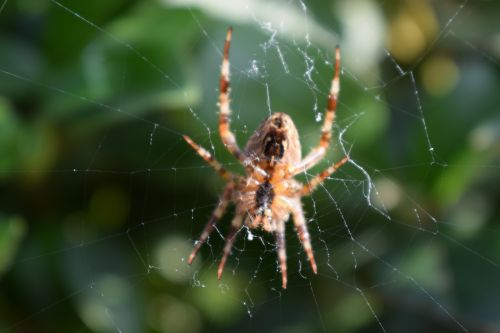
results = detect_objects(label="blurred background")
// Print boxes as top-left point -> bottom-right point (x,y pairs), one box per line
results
1,0 -> 500,332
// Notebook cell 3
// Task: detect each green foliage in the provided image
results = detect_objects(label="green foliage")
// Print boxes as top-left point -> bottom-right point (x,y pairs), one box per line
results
1,1 -> 499,333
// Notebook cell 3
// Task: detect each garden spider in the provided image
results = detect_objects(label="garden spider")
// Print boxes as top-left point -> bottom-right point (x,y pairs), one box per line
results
184,27 -> 349,289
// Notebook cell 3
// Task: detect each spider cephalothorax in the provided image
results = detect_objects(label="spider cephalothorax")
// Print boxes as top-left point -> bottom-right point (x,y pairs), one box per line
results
183,27 -> 348,289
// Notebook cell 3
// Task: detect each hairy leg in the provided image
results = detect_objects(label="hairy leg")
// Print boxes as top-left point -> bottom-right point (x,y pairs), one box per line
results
218,27 -> 245,163
188,185 -> 233,264
217,214 -> 244,280
275,219 -> 288,289
290,47 -> 341,175
301,156 -> 349,195
183,135 -> 235,181
290,200 -> 317,274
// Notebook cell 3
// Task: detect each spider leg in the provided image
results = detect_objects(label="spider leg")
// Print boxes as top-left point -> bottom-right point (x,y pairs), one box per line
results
219,27 -> 245,163
188,185 -> 233,264
217,214 -> 244,280
275,219 -> 288,289
290,47 -> 341,175
290,201 -> 317,274
248,214 -> 262,229
301,156 -> 349,196
183,135 -> 235,181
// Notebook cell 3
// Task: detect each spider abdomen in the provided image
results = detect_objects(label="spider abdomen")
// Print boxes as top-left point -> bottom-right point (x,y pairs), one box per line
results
245,113 -> 302,165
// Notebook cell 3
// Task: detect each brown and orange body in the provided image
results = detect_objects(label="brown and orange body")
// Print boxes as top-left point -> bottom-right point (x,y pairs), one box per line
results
184,27 -> 348,289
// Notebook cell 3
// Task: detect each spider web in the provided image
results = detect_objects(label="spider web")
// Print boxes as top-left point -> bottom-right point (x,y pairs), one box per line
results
1,0 -> 500,332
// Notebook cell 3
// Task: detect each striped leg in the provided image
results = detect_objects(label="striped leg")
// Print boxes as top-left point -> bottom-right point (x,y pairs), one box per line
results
275,219 -> 288,289
301,156 -> 349,196
183,135 -> 234,181
188,185 -> 233,264
219,27 -> 245,163
217,214 -> 243,280
290,202 -> 317,274
290,47 -> 341,175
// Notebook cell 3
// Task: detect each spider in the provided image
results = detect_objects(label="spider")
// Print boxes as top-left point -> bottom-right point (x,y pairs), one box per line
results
183,27 -> 348,289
